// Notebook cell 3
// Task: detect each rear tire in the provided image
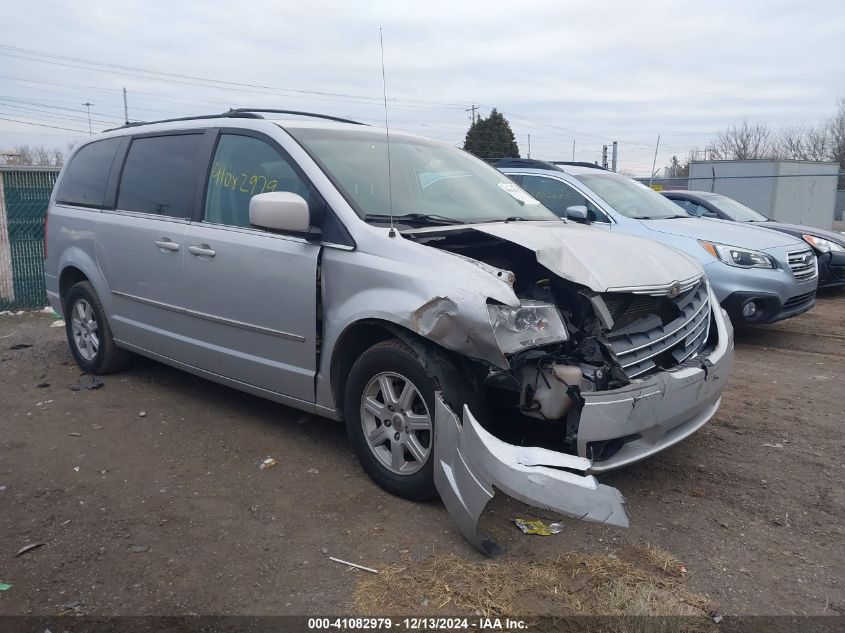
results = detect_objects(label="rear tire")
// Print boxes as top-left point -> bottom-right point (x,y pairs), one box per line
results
344,338 -> 479,501
64,281 -> 130,374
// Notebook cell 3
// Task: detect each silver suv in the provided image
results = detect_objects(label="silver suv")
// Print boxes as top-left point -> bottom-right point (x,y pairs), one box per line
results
45,110 -> 733,553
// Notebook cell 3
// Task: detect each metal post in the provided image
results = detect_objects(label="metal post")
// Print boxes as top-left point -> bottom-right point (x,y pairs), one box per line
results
123,88 -> 129,124
527,134 -> 531,158
649,134 -> 661,186
611,141 -> 618,172
82,102 -> 93,135
602,145 -> 608,169
572,140 -> 575,161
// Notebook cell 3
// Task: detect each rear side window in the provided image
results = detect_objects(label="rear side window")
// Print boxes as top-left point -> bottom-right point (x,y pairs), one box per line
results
204,134 -> 312,228
117,134 -> 202,218
55,138 -> 122,208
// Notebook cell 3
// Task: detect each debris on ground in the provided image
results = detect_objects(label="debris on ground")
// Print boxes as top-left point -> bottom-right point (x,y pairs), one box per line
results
36,382 -> 50,388
514,518 -> 563,536
73,466 -> 79,472
129,544 -> 149,553
70,373 -> 104,391
307,468 -> 319,474
14,542 -> 46,558
762,442 -> 784,448
138,411 -> 147,418
62,600 -> 83,610
68,432 -> 83,437
8,343 -> 32,350
50,320 -> 65,328
259,457 -> 277,470
0,583 -> 11,591
329,556 -> 378,574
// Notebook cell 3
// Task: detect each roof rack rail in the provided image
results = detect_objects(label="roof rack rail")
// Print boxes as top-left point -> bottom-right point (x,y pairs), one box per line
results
104,110 -> 263,132
492,158 -> 564,171
550,161 -> 609,171
104,108 -> 365,132
229,108 -> 366,125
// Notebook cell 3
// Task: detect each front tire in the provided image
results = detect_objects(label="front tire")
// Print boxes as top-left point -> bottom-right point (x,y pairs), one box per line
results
64,281 -> 129,374
345,339 -> 440,501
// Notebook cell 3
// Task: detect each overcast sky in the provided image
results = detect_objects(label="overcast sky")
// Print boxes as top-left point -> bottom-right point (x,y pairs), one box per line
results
1,0 -> 843,174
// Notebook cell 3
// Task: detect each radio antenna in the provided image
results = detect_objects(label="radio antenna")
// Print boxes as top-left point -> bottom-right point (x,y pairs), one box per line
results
379,28 -> 396,237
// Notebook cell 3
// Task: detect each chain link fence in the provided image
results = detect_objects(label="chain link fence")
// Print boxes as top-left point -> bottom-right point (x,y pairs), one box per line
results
0,167 -> 59,310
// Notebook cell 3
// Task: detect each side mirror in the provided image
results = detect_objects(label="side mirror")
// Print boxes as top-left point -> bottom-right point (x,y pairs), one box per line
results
566,205 -> 589,222
249,192 -> 311,233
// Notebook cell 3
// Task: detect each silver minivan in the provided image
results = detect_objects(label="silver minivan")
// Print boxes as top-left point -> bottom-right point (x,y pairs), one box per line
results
45,110 -> 733,553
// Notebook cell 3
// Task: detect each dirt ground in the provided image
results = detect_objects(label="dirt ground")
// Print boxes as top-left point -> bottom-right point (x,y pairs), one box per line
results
0,291 -> 843,617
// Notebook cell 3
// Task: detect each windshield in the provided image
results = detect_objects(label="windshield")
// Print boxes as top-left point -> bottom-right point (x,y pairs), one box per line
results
574,174 -> 688,220
286,128 -> 558,225
709,196 -> 769,222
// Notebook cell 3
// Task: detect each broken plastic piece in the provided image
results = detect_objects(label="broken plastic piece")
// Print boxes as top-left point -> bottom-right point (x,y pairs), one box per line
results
0,583 -> 11,591
259,457 -> 277,470
514,518 -> 563,536
433,393 -> 627,555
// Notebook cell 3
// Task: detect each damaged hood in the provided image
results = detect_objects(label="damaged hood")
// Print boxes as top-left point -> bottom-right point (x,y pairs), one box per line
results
474,221 -> 702,292
642,217 -> 802,251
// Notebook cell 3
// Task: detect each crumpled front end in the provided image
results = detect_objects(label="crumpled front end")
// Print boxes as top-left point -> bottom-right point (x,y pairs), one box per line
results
392,223 -> 735,553
433,288 -> 733,553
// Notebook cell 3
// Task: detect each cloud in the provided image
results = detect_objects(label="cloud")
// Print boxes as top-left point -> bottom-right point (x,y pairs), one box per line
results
0,0 -> 843,172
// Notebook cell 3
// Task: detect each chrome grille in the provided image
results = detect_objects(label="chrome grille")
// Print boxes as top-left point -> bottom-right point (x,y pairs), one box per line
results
787,249 -> 818,281
605,280 -> 711,379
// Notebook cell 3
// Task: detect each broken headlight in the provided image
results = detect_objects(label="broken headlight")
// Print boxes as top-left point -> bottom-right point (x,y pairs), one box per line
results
487,301 -> 568,354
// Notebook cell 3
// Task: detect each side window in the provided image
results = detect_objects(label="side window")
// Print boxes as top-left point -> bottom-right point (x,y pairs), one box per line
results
204,134 -> 312,228
55,138 -> 122,208
672,198 -> 704,216
521,175 -> 609,222
117,134 -> 202,218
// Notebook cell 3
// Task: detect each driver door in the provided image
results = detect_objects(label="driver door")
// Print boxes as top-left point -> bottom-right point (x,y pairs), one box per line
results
179,131 -> 321,403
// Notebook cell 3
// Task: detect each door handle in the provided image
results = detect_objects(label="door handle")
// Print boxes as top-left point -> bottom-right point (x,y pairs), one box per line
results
188,244 -> 216,257
154,239 -> 180,252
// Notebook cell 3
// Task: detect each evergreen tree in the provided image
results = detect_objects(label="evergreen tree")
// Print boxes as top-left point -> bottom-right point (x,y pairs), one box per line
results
463,108 -> 519,160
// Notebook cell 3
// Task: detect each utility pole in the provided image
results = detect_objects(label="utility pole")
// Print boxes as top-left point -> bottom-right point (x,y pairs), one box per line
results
527,134 -> 531,158
611,141 -> 618,172
649,134 -> 661,186
82,102 -> 93,135
123,87 -> 129,124
465,102 -> 479,124
601,145 -> 608,169
571,140 -> 575,161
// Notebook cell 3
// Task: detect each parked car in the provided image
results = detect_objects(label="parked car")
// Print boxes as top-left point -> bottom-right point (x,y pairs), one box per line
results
662,190 -> 845,289
498,159 -> 819,325
45,111 -> 733,553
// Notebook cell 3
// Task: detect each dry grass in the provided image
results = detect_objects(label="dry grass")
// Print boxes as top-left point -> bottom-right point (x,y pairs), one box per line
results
353,546 -> 715,632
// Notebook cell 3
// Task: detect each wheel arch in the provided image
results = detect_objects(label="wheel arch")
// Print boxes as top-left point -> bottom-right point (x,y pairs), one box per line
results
329,318 -> 484,418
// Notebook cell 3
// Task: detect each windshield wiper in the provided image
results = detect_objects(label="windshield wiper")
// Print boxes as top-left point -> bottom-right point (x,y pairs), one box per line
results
362,213 -> 463,226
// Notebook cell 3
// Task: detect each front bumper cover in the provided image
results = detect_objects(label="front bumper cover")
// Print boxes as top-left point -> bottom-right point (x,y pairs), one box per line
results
434,294 -> 734,554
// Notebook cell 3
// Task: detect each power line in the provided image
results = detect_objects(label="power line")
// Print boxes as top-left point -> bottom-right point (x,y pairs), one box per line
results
0,44 -> 473,108
0,116 -> 88,133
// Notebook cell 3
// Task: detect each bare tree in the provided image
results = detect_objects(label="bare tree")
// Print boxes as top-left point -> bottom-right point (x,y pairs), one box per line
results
828,99 -> 845,187
707,119 -> 774,160
775,124 -> 829,161
1,144 -> 64,166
